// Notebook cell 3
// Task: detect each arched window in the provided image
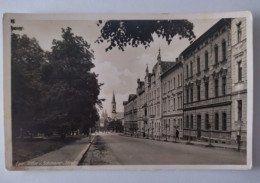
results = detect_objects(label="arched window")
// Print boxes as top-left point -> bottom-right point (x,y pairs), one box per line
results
197,56 -> 200,73
214,45 -> 219,64
222,40 -> 226,61
215,113 -> 219,130
205,51 -> 209,69
222,112 -> 227,130
190,115 -> 193,129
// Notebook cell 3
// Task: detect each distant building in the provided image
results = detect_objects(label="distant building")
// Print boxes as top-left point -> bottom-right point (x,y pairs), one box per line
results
136,78 -> 146,136
123,94 -> 137,135
110,91 -> 124,121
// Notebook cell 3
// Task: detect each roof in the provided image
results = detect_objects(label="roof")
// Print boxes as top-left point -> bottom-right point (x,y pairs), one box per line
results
152,61 -> 175,74
181,18 -> 231,58
161,61 -> 176,73
161,61 -> 182,78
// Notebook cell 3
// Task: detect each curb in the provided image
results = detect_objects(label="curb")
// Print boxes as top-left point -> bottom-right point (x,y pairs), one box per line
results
73,135 -> 96,166
120,134 -> 246,152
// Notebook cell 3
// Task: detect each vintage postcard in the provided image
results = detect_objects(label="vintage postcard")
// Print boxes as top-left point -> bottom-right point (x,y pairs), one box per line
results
3,12 -> 253,170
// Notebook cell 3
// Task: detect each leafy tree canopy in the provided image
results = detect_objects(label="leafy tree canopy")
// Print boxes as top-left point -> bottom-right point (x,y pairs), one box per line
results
96,20 -> 196,51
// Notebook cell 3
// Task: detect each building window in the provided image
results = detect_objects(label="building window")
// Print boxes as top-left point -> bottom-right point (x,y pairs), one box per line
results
190,115 -> 193,129
237,22 -> 242,43
215,113 -> 219,130
222,77 -> 226,96
238,61 -> 242,82
180,96 -> 182,108
222,40 -> 226,61
222,112 -> 227,131
186,65 -> 189,78
174,77 -> 176,89
190,87 -> 193,102
168,99 -> 171,111
180,74 -> 182,86
205,114 -> 210,130
197,57 -> 200,73
197,84 -> 201,101
215,79 -> 219,97
178,75 -> 179,87
238,100 -> 242,121
205,82 -> 209,99
174,98 -> 175,110
186,115 -> 189,128
205,51 -> 209,69
214,45 -> 218,64
178,96 -> 180,109
190,62 -> 193,76
186,89 -> 189,103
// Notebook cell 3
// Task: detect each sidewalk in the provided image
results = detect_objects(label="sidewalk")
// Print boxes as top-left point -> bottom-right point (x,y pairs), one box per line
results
121,134 -> 246,151
18,135 -> 95,166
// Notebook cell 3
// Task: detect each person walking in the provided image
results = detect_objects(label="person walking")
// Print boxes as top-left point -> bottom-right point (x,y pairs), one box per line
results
175,129 -> 179,142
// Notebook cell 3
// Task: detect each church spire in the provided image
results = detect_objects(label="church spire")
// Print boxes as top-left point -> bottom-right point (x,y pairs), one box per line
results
157,48 -> 161,63
146,64 -> 149,74
112,91 -> 115,103
111,91 -> 116,115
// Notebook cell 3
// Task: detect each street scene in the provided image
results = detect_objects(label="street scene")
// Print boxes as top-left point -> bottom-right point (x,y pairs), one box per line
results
80,133 -> 246,165
5,14 -> 248,168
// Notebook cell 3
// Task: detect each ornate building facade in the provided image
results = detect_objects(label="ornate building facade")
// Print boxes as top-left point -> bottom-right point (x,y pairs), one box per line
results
231,18 -> 247,146
136,78 -> 146,136
123,94 -> 138,135
123,18 -> 247,145
161,59 -> 184,139
182,19 -> 233,143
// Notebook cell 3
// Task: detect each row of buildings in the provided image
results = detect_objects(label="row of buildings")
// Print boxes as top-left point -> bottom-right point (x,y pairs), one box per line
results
123,18 -> 247,146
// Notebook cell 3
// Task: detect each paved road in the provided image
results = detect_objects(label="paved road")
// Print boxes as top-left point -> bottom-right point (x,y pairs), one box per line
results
83,133 -> 246,165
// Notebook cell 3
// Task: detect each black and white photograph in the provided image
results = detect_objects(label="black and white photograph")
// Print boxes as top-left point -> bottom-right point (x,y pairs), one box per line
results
3,12 -> 253,170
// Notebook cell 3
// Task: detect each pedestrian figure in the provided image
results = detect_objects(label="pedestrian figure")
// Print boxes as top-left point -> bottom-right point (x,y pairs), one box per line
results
175,129 -> 179,142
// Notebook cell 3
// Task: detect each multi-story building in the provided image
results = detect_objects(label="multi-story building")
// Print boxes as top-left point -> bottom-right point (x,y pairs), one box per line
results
145,49 -> 175,139
181,19 -> 233,144
161,58 -> 184,139
136,79 -> 147,137
231,18 -> 247,146
123,18 -> 247,146
123,94 -> 138,135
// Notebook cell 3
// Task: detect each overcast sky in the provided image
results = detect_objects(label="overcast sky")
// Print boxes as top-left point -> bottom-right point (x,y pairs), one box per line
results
15,18 -> 220,116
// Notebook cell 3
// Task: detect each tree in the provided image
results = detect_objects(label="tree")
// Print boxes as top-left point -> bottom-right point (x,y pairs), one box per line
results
107,119 -> 124,133
11,33 -> 46,137
96,20 -> 196,51
45,27 -> 104,138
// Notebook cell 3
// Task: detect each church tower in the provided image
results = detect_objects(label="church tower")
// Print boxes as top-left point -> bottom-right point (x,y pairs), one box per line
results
111,91 -> 117,117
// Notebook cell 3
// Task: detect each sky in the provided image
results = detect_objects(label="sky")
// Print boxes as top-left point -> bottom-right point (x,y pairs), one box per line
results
14,18 -> 219,116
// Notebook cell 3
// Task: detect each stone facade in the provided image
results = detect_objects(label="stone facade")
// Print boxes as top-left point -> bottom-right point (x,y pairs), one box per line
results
123,94 -> 138,135
181,19 -> 233,144
231,18 -> 247,146
123,18 -> 247,146
161,60 -> 184,139
136,79 -> 146,136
